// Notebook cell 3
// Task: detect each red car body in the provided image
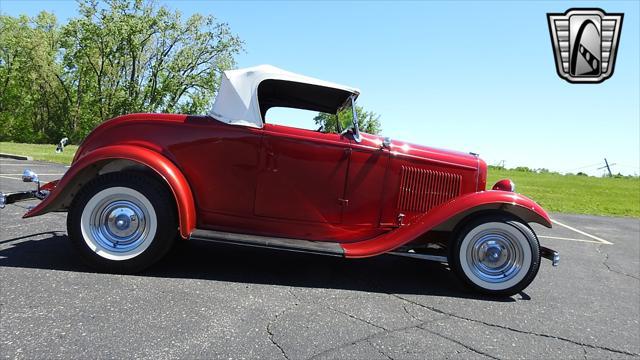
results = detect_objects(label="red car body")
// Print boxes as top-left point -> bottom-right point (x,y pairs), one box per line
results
25,112 -> 551,257
5,65 -> 557,296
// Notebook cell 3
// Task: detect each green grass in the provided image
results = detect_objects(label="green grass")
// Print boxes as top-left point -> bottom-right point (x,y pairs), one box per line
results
1,141 -> 638,217
0,142 -> 78,165
488,168 -> 640,218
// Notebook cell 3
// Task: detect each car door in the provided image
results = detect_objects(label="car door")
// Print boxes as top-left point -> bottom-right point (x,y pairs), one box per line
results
254,123 -> 350,224
341,134 -> 390,226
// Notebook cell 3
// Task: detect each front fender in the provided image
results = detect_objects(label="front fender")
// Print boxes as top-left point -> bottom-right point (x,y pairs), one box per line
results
342,190 -> 551,258
24,145 -> 196,238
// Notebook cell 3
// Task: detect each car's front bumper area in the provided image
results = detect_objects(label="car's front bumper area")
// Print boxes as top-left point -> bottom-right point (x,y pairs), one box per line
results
540,246 -> 560,266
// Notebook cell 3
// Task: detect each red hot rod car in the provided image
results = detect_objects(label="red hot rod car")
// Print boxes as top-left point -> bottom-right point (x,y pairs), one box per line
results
1,65 -> 558,296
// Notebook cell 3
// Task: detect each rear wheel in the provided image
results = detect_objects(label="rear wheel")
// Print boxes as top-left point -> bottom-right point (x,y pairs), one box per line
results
449,215 -> 541,296
67,172 -> 177,273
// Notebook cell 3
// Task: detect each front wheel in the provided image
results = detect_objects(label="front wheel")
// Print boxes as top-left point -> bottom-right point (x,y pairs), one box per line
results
67,172 -> 177,273
449,216 -> 541,296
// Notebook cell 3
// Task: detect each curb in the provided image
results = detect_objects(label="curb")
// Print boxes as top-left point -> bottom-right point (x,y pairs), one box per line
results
0,153 -> 33,161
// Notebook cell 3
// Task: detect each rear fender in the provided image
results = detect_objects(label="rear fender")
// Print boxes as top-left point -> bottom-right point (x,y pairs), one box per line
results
342,191 -> 551,258
24,145 -> 196,238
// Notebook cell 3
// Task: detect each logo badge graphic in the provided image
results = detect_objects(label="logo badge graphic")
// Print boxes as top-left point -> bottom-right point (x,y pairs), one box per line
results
547,8 -> 623,83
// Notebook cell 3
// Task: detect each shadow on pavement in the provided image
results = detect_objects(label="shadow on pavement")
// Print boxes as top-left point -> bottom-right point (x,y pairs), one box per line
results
0,232 -> 521,302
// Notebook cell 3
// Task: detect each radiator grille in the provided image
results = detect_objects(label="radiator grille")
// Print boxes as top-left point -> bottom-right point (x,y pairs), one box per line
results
397,166 -> 462,212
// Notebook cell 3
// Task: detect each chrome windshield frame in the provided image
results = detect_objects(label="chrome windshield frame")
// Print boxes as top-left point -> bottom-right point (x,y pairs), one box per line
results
337,94 -> 361,142
350,95 -> 361,143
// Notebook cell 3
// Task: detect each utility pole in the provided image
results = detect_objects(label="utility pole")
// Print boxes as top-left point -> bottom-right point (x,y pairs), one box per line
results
604,158 -> 612,177
598,158 -> 615,177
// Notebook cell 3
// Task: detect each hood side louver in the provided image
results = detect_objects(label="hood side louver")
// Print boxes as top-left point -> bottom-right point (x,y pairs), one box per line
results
397,166 -> 462,212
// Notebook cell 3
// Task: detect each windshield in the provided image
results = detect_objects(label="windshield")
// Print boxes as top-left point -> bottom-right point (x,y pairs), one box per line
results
334,95 -> 361,141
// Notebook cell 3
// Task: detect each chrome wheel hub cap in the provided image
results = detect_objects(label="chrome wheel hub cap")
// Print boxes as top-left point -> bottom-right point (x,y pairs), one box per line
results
89,198 -> 149,253
467,231 -> 524,283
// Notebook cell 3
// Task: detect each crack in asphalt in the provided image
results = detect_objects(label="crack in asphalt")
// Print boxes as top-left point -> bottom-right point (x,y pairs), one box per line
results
306,320 -> 446,360
294,284 -> 505,360
305,300 -> 457,360
266,290 -> 300,360
309,301 -> 397,359
402,304 -> 500,360
323,305 -> 394,359
327,306 -> 389,332
391,294 -> 640,357
267,308 -> 290,360
310,302 -> 503,360
596,245 -> 640,281
417,325 -> 499,360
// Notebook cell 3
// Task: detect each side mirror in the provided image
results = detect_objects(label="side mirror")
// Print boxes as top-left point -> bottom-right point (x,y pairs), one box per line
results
382,137 -> 391,149
22,169 -> 39,184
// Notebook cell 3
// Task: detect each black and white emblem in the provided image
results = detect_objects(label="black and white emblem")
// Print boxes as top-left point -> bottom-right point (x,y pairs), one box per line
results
547,8 -> 623,83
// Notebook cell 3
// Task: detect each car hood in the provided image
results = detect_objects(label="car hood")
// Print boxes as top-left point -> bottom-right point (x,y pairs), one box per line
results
359,133 -> 479,170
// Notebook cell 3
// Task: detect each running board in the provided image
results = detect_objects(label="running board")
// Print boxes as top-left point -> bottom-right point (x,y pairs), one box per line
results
388,251 -> 447,263
189,229 -> 345,257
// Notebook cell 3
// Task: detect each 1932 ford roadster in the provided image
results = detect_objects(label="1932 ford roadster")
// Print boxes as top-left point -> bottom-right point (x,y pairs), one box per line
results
1,65 -> 558,296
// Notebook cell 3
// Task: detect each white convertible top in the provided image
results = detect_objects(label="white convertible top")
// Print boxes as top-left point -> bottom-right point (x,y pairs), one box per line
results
208,65 -> 360,128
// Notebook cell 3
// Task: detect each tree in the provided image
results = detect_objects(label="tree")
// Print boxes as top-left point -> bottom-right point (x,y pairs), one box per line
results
0,13 -> 66,142
0,0 -> 243,143
313,105 -> 382,135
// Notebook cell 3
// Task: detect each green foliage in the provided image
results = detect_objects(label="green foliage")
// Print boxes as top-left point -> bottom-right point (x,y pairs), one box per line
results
313,105 -> 382,135
0,13 -> 64,143
0,0 -> 243,143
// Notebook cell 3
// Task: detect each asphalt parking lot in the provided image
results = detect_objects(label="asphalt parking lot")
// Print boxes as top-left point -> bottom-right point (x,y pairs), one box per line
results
1,158 -> 639,359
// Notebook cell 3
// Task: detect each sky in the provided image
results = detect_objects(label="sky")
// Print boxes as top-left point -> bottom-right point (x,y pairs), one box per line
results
1,0 -> 639,176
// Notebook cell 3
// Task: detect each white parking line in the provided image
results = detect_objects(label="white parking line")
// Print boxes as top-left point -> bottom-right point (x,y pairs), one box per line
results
0,164 -> 61,167
550,219 -> 614,245
0,173 -> 64,176
0,175 -> 55,183
0,175 -> 22,181
538,235 -> 606,245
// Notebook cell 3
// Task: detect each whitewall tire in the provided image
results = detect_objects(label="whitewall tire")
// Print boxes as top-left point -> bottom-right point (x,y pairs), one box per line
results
68,172 -> 177,273
450,215 -> 541,296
